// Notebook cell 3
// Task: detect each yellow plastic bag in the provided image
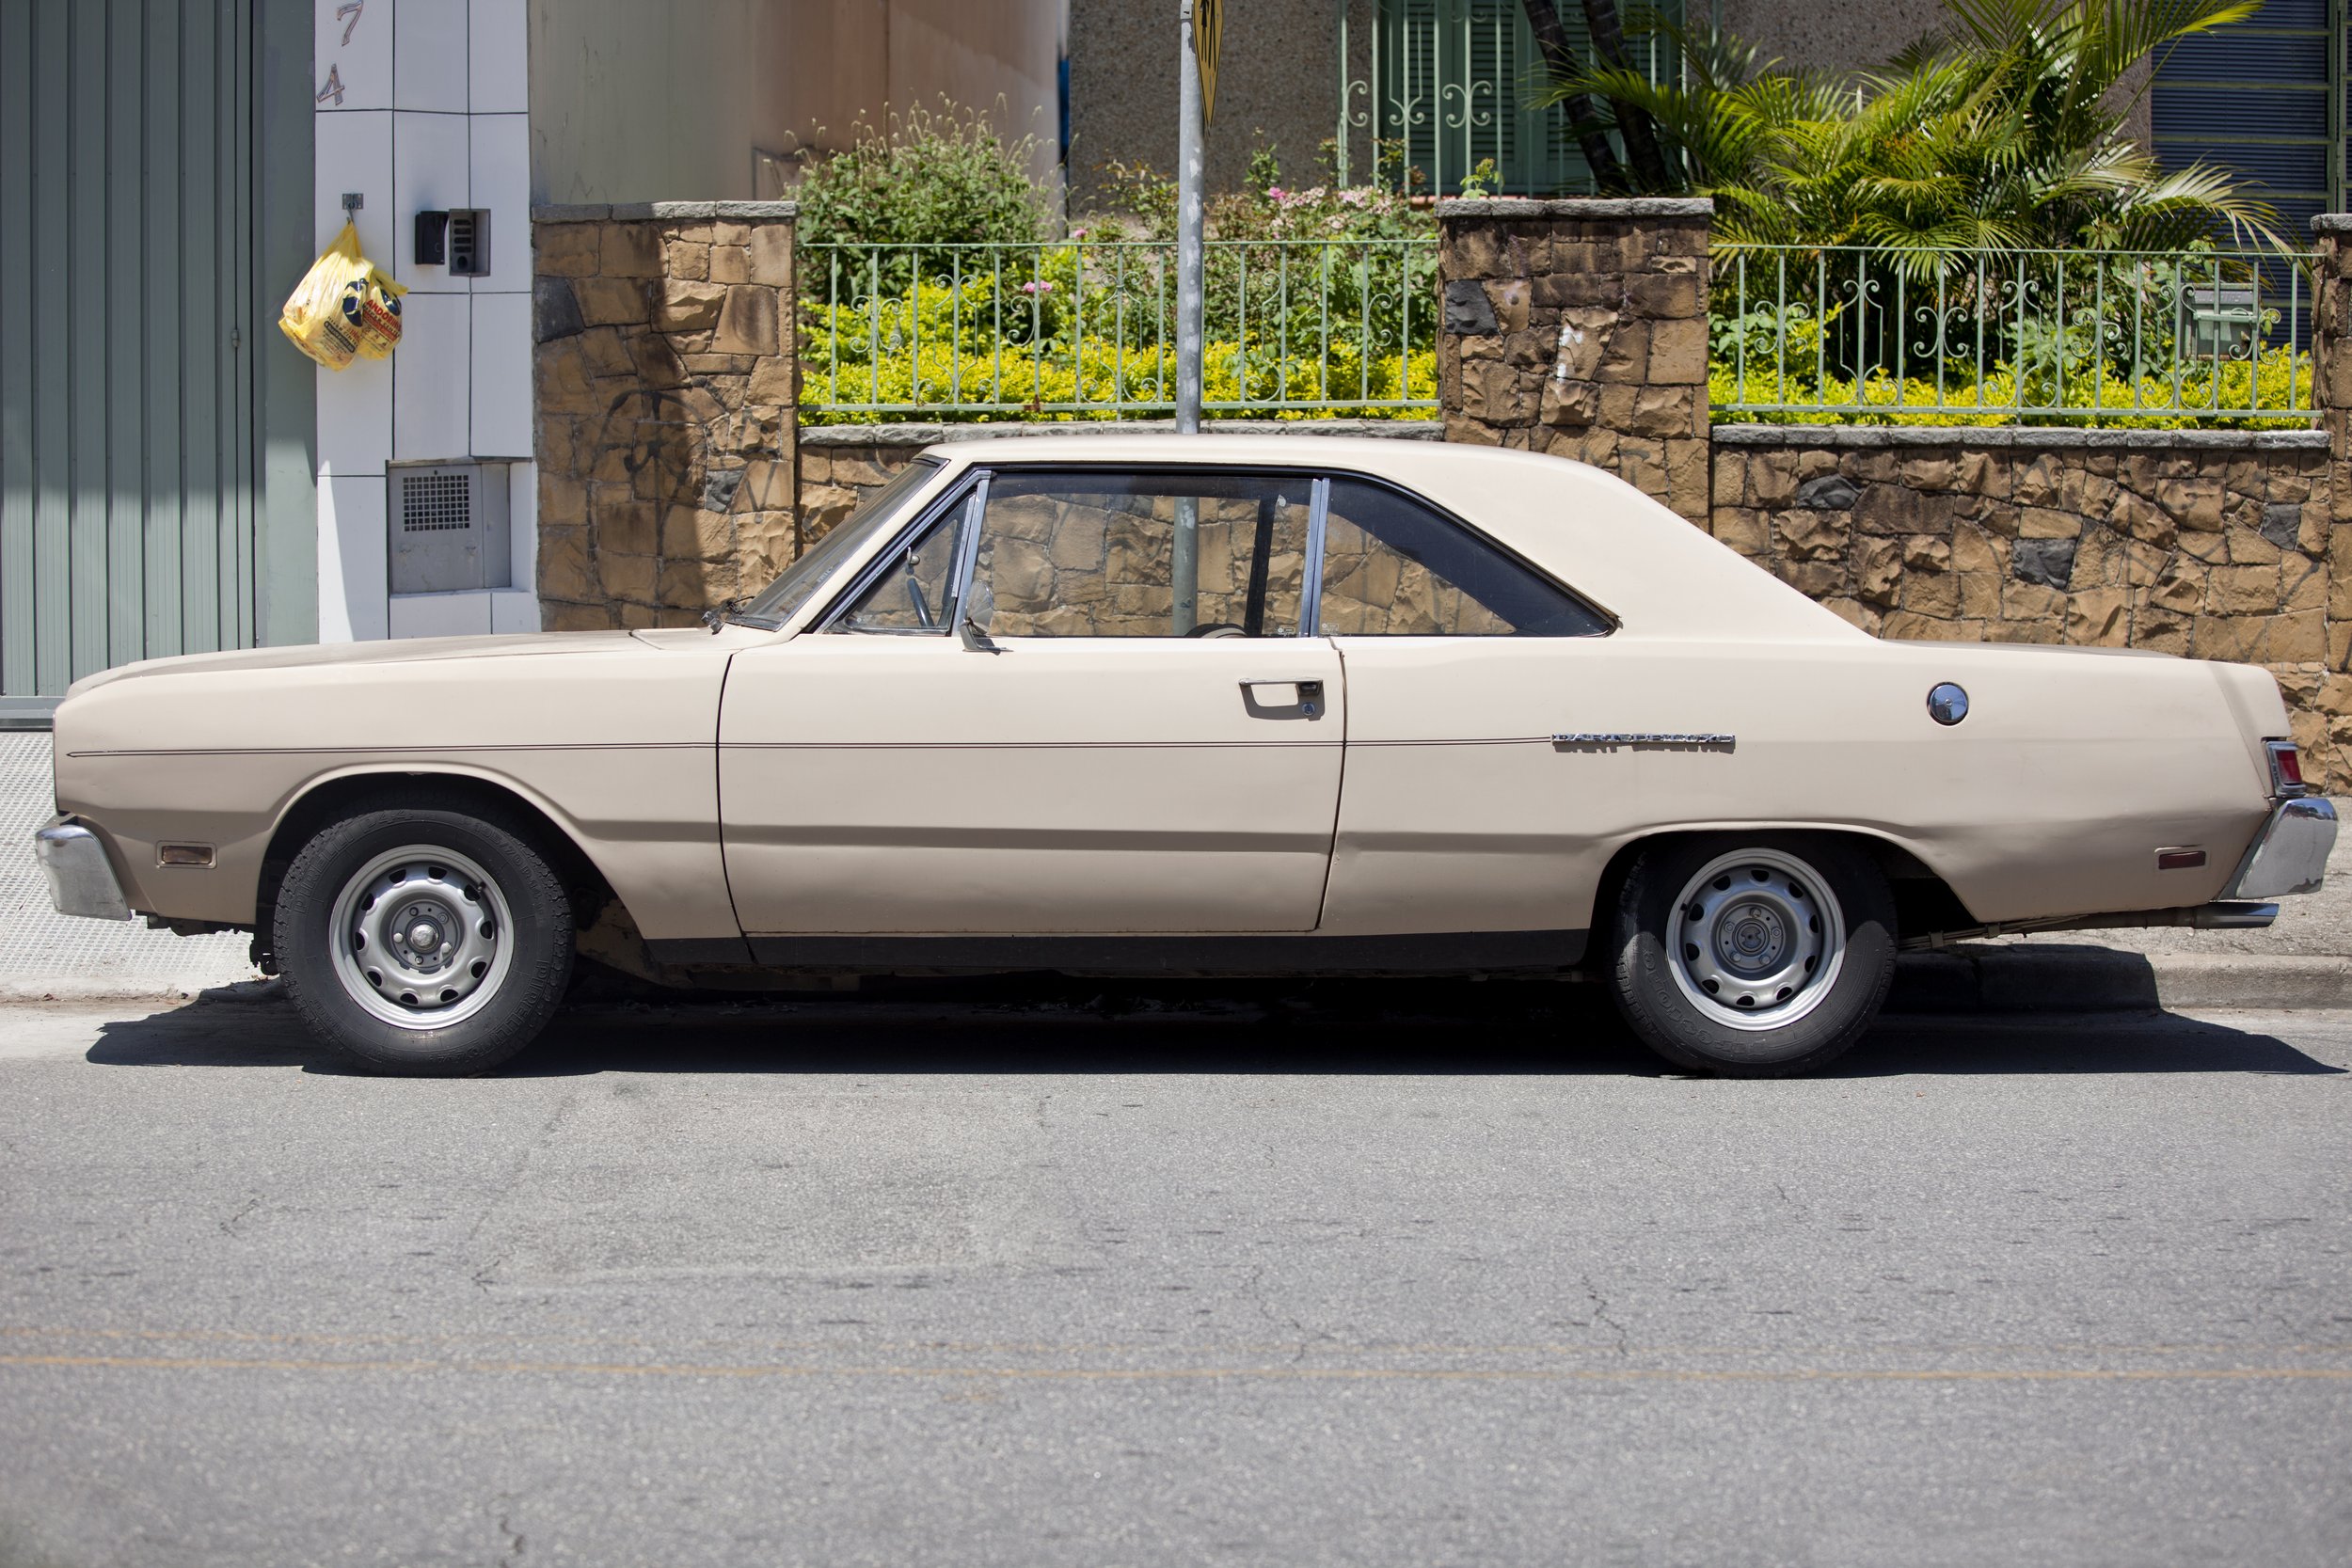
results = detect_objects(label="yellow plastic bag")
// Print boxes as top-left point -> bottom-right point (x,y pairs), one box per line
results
278,222 -> 405,370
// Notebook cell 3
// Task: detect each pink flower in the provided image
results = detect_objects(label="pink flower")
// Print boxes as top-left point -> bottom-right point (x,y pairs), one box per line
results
1071,227 -> 1088,240
1019,279 -> 1055,294
1266,186 -> 1287,201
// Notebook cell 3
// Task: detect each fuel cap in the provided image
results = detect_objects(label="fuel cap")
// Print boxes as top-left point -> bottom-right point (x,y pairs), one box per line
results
1927,682 -> 1969,725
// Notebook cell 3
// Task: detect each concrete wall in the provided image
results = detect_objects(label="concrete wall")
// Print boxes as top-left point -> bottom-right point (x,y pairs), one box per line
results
1068,0 -> 1356,208
1064,0 -> 2159,212
1722,0 -> 2152,150
1717,0 -> 1947,70
530,0 -> 1065,205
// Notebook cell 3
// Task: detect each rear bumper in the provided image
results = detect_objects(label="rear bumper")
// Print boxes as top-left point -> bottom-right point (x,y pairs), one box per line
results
33,818 -> 132,922
2223,797 -> 2336,900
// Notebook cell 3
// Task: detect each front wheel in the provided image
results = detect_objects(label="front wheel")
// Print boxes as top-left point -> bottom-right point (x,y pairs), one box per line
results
275,800 -> 576,1075
1608,835 -> 1895,1077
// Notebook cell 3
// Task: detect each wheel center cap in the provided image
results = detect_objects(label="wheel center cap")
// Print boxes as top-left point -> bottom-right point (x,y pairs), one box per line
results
405,921 -> 442,953
1717,901 -> 1787,973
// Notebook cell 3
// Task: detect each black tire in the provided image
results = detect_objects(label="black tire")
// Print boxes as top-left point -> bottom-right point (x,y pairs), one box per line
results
274,796 -> 576,1075
1608,833 -> 1895,1077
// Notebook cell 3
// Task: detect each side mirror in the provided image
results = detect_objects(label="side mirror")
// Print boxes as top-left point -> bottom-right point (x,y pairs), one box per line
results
960,614 -> 1004,655
958,579 -> 1001,653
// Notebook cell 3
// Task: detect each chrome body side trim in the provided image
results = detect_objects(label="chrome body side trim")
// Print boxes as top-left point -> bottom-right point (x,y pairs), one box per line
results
1900,900 -> 2280,950
34,819 -> 133,922
2223,797 -> 2337,900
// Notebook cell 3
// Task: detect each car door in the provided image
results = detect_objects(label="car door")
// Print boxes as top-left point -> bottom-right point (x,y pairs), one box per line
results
1309,475 -> 1622,938
719,466 -> 1345,935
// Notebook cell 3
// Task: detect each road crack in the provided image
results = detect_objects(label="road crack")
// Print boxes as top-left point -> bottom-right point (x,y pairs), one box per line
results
1581,1275 -> 1629,1355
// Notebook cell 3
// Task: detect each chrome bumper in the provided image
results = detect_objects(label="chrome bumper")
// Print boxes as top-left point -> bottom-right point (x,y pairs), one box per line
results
33,820 -> 131,921
2222,797 -> 2337,900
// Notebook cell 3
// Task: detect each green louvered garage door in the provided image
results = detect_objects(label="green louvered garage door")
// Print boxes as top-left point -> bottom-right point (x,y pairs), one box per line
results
0,0 -> 260,705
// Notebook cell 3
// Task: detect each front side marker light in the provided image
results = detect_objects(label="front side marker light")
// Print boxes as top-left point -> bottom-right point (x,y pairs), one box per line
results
157,844 -> 215,868
2156,848 -> 2207,872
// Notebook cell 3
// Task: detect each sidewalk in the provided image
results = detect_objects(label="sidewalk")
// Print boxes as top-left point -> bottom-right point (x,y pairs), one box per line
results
4,727 -> 2345,1006
0,733 -> 257,1000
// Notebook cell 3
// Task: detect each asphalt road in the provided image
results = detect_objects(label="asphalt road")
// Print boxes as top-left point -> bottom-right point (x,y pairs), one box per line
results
2,986 -> 2348,1568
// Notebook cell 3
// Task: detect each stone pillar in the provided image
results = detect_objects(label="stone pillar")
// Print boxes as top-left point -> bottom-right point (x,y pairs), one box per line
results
1435,197 -> 1712,524
530,201 -> 798,630
2315,215 -> 2352,675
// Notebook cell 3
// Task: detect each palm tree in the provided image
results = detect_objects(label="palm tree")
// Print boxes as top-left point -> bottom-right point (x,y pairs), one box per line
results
1539,0 -> 2284,256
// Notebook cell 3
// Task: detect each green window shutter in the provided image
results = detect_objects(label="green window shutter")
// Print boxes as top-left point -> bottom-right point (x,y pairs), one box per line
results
1365,0 -> 1684,198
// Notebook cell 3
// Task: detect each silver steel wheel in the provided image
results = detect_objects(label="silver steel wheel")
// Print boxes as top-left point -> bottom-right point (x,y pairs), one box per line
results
1665,847 -> 1847,1032
326,844 -> 515,1030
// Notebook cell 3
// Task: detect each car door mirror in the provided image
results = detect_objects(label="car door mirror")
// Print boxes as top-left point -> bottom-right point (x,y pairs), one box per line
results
959,613 -> 1004,655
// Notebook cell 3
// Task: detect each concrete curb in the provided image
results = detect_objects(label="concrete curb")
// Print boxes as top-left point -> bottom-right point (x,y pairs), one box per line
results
1891,948 -> 2352,1013
6,958 -> 2349,1014
0,976 -> 274,1006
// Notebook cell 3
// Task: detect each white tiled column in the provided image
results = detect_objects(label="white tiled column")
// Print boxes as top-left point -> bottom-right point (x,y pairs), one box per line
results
469,8 -> 537,629
311,0 -> 393,642
313,0 -> 539,641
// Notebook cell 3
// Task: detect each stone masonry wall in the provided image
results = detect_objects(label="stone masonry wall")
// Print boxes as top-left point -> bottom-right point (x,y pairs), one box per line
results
1435,198 -> 1712,525
1708,426 -> 2345,782
1432,200 -> 2352,791
531,201 -> 798,629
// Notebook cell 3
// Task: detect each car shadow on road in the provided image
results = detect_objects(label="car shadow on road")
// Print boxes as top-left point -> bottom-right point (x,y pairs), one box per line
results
77,976 -> 2346,1078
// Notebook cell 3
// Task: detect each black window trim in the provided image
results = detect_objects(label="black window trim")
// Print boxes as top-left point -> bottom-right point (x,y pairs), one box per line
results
811,469 -> 984,636
807,459 -> 1619,641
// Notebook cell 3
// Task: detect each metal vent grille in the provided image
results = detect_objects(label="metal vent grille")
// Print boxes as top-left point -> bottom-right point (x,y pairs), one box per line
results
402,471 -> 470,532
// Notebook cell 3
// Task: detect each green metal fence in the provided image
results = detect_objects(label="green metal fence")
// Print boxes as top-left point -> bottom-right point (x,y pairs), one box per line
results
801,238 -> 1440,421
1712,244 -> 2318,424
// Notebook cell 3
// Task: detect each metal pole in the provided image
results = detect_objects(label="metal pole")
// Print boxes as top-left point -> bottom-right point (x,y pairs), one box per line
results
1176,0 -> 1204,434
1172,0 -> 1204,630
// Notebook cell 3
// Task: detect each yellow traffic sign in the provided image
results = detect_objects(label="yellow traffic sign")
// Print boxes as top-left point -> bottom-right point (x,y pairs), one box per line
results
1194,0 -> 1223,125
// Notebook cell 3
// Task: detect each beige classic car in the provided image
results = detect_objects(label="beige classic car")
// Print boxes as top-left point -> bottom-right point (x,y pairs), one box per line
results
36,435 -> 2336,1076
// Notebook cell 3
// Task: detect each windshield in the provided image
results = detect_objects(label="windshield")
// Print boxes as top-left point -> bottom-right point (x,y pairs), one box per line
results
732,457 -> 946,628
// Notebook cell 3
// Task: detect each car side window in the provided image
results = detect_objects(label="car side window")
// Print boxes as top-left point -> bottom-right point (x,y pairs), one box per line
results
1317,478 -> 1611,637
969,470 -> 1314,638
831,505 -> 959,634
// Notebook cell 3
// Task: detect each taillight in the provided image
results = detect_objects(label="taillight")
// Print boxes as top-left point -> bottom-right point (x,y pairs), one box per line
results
2265,739 -> 2307,797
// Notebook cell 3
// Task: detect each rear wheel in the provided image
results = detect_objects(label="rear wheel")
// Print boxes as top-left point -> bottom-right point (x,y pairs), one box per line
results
1608,835 -> 1895,1077
275,800 -> 575,1075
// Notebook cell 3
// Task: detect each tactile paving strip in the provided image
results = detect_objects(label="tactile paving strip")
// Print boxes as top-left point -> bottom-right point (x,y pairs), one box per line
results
0,733 -> 256,993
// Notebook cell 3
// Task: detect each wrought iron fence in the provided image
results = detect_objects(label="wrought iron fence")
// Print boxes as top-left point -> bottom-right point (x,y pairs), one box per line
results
800,239 -> 1440,421
1712,244 -> 2318,424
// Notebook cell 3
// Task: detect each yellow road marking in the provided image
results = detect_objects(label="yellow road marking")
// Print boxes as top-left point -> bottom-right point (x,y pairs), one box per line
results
5,1352 -> 2351,1386
8,1323 -> 2347,1363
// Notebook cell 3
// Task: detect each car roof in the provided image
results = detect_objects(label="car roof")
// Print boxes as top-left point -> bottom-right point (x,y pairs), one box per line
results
918,435 -> 1865,643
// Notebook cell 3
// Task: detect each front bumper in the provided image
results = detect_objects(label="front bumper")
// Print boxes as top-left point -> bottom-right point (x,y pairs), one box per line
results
34,819 -> 132,921
2222,797 -> 2337,900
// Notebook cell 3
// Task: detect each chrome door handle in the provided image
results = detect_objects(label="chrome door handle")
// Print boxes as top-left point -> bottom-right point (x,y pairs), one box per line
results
1240,678 -> 1324,719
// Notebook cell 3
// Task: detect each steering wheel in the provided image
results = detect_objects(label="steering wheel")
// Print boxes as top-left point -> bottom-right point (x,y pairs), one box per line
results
1184,622 -> 1248,639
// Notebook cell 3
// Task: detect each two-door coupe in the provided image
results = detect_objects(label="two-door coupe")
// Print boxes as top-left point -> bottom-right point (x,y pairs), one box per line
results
35,436 -> 2336,1075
